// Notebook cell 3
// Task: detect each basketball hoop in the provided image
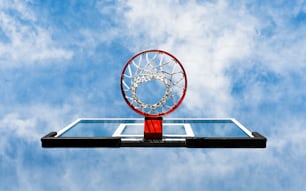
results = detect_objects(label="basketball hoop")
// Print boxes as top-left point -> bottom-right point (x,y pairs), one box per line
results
121,49 -> 187,117
121,50 -> 187,139
40,50 -> 267,148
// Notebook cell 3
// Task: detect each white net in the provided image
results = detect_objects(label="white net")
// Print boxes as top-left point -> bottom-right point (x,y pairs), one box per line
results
121,50 -> 187,116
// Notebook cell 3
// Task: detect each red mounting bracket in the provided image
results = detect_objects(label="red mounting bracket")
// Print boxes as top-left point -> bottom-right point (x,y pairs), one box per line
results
144,117 -> 163,139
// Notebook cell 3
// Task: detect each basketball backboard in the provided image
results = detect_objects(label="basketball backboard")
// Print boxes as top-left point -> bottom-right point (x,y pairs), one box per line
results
41,118 -> 266,148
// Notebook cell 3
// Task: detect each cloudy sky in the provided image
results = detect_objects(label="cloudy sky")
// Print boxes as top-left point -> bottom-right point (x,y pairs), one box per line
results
1,0 -> 306,190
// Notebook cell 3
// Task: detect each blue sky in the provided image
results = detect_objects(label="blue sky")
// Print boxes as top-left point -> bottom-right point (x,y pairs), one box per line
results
0,0 -> 306,190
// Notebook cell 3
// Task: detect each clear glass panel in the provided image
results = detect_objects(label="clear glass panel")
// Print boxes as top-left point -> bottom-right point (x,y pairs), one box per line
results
188,120 -> 247,137
123,125 -> 143,134
58,119 -> 250,138
163,124 -> 186,134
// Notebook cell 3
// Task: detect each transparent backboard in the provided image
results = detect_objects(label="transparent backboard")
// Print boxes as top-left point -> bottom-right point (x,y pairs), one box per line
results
41,118 -> 266,148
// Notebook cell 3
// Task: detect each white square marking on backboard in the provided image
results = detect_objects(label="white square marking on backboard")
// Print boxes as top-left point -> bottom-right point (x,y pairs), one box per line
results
112,123 -> 194,139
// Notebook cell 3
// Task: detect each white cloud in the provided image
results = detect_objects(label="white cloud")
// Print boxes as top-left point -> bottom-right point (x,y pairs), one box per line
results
255,27 -> 306,73
115,0 -> 306,118
0,104 -> 73,144
1,1 -> 306,190
117,0 -> 259,117
0,1 -> 73,67
1,101 -> 302,190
